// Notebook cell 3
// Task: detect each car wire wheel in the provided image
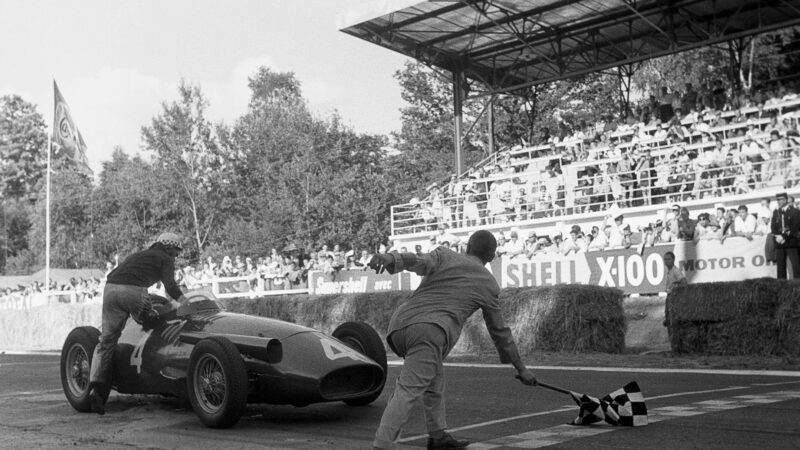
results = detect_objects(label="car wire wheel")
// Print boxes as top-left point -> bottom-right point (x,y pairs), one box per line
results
65,343 -> 91,396
187,337 -> 248,428
194,354 -> 227,413
60,326 -> 101,412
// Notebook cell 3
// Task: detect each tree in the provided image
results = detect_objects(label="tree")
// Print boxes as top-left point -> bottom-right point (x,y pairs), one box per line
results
92,148 -> 165,261
24,168 -> 95,270
141,81 -> 235,259
0,95 -> 47,200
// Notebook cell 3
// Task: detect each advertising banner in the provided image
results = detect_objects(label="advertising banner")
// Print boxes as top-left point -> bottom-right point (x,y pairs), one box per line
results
308,269 -> 404,295
309,236 -> 777,295
497,236 -> 775,294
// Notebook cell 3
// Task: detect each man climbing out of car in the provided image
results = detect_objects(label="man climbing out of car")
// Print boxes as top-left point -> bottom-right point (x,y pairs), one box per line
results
368,229 -> 537,450
88,232 -> 187,415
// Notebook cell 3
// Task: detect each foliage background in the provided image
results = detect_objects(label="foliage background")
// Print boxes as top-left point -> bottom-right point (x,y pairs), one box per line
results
0,30 -> 798,274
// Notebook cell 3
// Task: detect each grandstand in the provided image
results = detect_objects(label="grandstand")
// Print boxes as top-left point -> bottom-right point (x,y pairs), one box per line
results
339,0 -> 800,251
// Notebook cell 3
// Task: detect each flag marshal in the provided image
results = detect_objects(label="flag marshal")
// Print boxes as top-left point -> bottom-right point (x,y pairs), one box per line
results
52,80 -> 92,174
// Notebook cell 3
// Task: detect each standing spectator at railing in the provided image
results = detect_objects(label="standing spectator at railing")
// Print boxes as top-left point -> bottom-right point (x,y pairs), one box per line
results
755,211 -> 772,236
722,205 -> 757,243
462,194 -> 481,227
765,130 -> 786,182
634,149 -> 653,205
587,225 -> 608,251
682,83 -> 698,113
331,244 -> 346,271
573,176 -> 591,213
655,219 -> 673,244
606,213 -> 626,247
657,86 -> 675,122
523,231 -> 540,258
770,192 -> 800,279
495,234 -> 508,259
234,255 -> 245,275
693,213 -> 721,243
740,134 -> 766,185
676,207 -> 696,241
504,231 -> 526,260
356,249 -> 373,269
563,225 -> 588,255
616,150 -> 634,207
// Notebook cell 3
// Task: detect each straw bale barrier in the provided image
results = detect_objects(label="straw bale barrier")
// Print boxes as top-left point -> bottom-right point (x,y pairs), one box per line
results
223,285 -> 625,355
666,278 -> 800,356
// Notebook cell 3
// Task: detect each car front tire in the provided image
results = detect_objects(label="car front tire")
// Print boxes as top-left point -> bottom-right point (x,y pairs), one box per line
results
187,337 -> 248,428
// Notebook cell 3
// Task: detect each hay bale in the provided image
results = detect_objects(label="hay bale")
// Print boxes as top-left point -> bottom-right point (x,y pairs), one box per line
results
667,278 -> 800,356
451,285 -> 625,355
223,285 -> 626,355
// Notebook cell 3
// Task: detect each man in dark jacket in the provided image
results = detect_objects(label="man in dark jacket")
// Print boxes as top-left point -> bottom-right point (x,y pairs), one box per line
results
88,232 -> 186,414
771,193 -> 800,279
368,230 -> 537,450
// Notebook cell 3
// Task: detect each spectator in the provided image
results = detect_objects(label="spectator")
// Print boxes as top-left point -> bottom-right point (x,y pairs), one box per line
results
563,225 -> 588,255
676,207 -> 696,241
587,225 -> 608,251
663,251 -> 687,293
357,250 -> 373,269
504,231 -> 526,259
606,213 -> 626,247
693,213 -> 720,243
723,205 -> 757,243
462,194 -> 481,227
331,244 -> 346,270
770,192 -> 800,279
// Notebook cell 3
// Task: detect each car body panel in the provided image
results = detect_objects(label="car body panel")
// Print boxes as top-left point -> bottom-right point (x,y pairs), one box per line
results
109,296 -> 385,406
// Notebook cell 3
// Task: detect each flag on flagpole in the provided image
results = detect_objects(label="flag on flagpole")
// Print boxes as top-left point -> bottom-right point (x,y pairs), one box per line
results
52,80 -> 92,175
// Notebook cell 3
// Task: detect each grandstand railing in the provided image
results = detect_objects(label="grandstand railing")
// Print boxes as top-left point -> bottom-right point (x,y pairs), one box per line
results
391,146 -> 800,236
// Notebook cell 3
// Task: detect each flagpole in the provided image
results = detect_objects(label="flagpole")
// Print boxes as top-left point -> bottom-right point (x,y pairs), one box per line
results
45,130 -> 52,300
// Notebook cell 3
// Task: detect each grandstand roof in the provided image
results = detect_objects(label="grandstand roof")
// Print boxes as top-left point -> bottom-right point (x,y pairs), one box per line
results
338,0 -> 800,94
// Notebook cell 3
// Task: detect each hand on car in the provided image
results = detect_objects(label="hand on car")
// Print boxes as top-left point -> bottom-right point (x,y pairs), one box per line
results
776,235 -> 785,245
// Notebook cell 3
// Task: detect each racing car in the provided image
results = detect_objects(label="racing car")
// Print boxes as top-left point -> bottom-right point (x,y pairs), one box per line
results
60,290 -> 387,428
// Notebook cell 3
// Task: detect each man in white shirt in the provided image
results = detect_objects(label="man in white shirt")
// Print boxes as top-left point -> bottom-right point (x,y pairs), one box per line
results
722,205 -> 757,242
504,231 -> 526,259
606,213 -> 626,247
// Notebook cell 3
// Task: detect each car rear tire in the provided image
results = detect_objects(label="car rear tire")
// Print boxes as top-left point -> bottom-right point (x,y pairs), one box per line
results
60,326 -> 100,412
187,337 -> 248,428
332,321 -> 387,406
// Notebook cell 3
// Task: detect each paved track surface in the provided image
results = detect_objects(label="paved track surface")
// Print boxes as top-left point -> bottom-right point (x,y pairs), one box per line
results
2,354 -> 800,449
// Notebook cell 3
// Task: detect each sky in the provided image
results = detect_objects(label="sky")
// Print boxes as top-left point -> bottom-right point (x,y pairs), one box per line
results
0,0 -> 411,174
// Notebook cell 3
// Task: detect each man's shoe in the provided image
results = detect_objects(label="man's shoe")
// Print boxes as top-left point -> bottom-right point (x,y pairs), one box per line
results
427,433 -> 469,450
89,388 -> 106,415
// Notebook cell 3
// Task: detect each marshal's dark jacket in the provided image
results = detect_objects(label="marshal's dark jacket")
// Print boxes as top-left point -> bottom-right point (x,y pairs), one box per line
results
770,206 -> 800,248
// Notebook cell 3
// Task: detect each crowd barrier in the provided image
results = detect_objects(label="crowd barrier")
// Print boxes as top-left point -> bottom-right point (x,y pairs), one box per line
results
308,235 -> 778,295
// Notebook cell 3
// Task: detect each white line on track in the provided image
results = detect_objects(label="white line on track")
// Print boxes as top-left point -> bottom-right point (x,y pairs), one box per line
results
0,351 -> 60,356
395,383 -> 791,443
0,388 -> 61,398
388,361 -> 800,377
397,407 -> 576,443
0,361 -> 58,367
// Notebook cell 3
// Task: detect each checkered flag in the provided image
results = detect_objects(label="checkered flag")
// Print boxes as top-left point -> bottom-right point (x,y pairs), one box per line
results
526,380 -> 648,427
568,392 -> 607,425
601,381 -> 648,427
